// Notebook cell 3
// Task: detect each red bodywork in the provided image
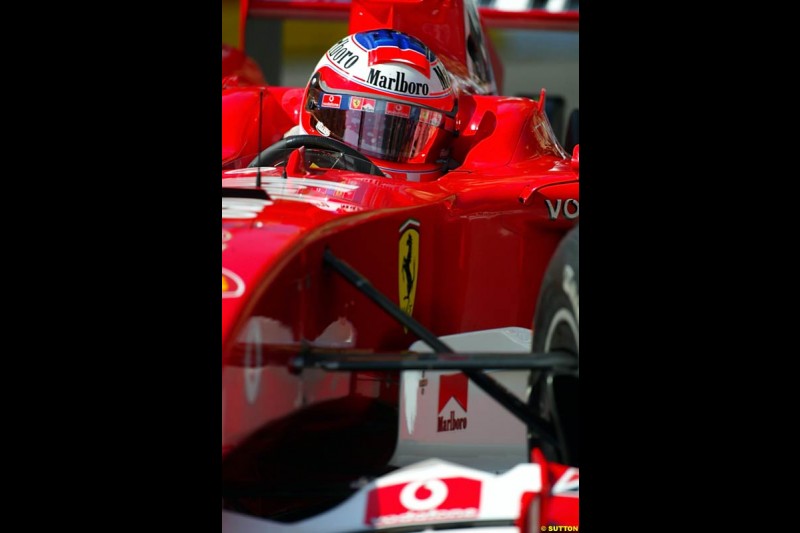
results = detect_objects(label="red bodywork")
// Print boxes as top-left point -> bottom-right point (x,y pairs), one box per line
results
222,0 -> 579,529
222,42 -> 268,88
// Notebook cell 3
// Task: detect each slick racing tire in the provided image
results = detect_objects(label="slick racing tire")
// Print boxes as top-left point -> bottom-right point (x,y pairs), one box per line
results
530,224 -> 579,466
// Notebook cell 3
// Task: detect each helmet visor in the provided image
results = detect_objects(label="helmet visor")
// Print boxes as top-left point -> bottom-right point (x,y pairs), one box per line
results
305,85 -> 455,164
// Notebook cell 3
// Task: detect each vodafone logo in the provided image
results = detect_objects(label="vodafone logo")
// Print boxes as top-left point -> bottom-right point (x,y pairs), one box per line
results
321,94 -> 342,108
399,479 -> 448,511
365,477 -> 481,526
386,102 -> 411,118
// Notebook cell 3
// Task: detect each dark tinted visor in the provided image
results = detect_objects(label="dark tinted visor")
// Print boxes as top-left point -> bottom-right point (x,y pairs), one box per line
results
305,85 -> 455,164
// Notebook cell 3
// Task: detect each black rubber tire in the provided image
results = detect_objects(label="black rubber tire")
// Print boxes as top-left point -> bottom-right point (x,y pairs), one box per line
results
247,134 -> 385,177
530,224 -> 579,466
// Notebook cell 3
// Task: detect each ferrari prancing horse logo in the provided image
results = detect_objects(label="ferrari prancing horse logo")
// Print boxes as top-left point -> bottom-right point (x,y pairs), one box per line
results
398,219 -> 420,321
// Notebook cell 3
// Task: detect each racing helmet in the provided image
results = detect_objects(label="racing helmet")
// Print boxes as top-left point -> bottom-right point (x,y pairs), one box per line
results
300,29 -> 457,181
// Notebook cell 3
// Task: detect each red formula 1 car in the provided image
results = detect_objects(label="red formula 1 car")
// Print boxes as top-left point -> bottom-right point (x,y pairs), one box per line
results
222,1 -> 579,530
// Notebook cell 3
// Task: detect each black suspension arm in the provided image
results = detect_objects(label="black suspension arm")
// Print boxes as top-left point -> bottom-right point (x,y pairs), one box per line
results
322,247 -> 560,450
292,351 -> 575,371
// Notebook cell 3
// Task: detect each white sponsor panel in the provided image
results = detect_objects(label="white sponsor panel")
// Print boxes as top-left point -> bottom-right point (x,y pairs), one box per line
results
392,328 -> 532,473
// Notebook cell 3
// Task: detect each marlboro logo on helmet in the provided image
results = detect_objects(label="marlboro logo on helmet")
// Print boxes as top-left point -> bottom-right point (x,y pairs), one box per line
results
300,28 -> 456,181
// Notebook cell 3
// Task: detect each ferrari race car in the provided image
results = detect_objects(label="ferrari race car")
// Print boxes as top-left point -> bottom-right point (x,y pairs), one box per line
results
222,1 -> 579,531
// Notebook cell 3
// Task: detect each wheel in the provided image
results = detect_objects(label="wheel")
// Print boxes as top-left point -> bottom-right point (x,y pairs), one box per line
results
530,224 -> 579,466
247,134 -> 386,177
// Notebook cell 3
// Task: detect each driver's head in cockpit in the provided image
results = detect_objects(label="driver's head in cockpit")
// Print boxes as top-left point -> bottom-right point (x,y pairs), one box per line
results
299,29 -> 457,181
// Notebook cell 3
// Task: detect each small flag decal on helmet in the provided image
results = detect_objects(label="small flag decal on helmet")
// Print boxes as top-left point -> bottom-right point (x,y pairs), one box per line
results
349,96 -> 376,112
419,109 -> 442,127
387,102 -> 411,118
321,94 -> 342,108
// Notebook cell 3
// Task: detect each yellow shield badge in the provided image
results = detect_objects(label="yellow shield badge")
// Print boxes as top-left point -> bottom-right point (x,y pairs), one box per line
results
222,268 -> 245,299
398,219 -> 420,320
